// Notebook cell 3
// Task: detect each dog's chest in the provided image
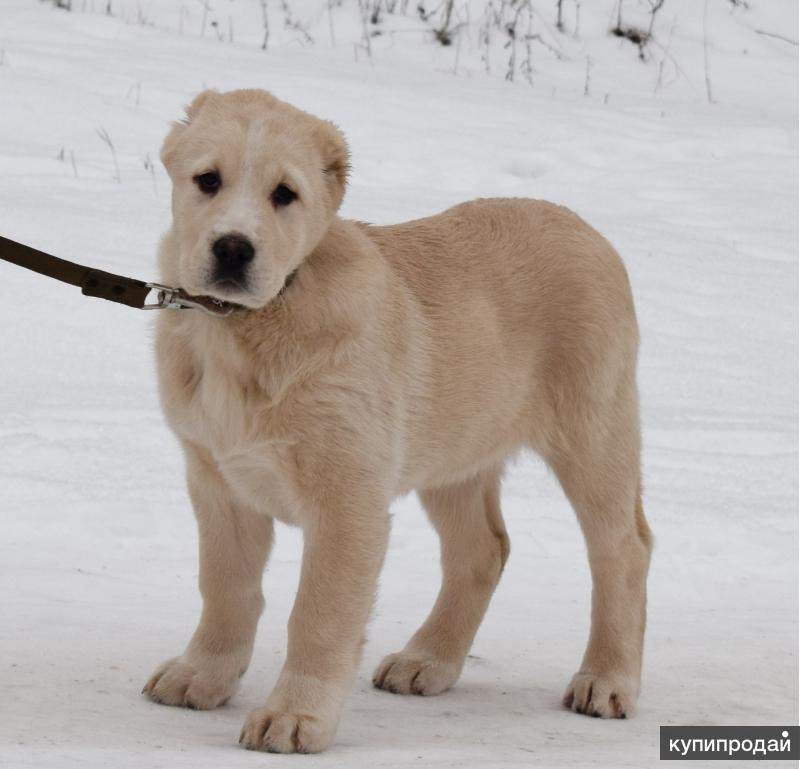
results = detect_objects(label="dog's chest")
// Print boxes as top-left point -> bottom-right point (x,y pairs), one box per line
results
171,341 -> 300,524
191,361 -> 254,450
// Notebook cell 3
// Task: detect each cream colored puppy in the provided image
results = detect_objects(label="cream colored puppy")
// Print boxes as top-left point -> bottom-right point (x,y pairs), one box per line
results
143,89 -> 652,754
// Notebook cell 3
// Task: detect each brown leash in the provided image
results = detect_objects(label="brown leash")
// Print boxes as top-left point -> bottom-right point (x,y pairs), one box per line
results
0,235 -> 240,316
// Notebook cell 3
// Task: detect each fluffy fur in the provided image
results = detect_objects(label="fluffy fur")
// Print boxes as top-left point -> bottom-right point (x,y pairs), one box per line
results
143,89 -> 652,754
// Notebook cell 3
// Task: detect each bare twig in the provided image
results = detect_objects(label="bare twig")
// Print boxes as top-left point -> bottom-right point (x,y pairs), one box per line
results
57,146 -> 78,177
327,0 -> 336,46
754,29 -> 798,46
612,0 -> 665,61
97,126 -> 121,183
583,55 -> 591,96
196,0 -> 210,37
646,0 -> 665,38
356,0 -> 372,57
259,0 -> 269,49
703,0 -> 713,103
125,80 -> 141,109
479,2 -> 493,73
520,3 -> 535,84
500,0 -> 535,83
654,15 -> 676,95
529,32 -> 565,60
529,4 -> 565,54
453,2 -> 467,73
280,0 -> 314,45
433,0 -> 456,45
144,153 -> 158,195
648,30 -> 697,93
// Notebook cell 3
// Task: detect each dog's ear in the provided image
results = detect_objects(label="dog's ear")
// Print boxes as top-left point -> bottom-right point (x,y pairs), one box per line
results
160,90 -> 217,172
183,90 -> 216,123
316,121 -> 350,212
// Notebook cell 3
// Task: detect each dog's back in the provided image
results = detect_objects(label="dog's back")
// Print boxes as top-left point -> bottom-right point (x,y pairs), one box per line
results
361,197 -> 639,487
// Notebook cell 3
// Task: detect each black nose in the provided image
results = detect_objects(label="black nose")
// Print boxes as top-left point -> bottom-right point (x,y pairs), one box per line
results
212,234 -> 255,283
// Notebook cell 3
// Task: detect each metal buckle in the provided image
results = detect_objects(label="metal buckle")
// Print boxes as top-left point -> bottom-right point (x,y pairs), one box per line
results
142,283 -> 237,317
142,283 -> 182,310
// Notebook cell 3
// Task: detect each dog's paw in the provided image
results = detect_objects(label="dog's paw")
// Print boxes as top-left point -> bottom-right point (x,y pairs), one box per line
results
142,655 -> 240,710
239,707 -> 334,754
372,651 -> 460,696
562,671 -> 637,718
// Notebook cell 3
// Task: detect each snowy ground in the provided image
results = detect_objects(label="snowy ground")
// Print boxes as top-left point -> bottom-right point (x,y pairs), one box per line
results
0,1 -> 797,767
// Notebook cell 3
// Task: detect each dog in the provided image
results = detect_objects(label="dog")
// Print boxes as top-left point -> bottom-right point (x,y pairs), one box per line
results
142,88 -> 652,754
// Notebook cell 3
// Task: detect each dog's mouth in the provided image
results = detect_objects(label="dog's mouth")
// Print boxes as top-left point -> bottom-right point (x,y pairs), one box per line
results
203,277 -> 270,310
199,270 -> 294,310
203,278 -> 253,307
211,278 -> 247,293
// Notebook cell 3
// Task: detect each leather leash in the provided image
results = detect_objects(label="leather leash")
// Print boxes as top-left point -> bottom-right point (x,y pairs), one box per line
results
0,234 -> 240,317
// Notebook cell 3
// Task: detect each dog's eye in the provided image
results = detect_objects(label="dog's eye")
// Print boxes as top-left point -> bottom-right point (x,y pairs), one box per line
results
271,183 -> 297,208
194,172 -> 221,194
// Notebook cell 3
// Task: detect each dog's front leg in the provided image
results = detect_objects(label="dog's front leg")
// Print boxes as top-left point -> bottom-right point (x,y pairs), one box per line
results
240,494 -> 390,754
143,441 -> 274,710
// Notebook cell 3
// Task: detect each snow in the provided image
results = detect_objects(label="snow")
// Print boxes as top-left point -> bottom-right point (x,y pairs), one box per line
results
0,0 -> 797,767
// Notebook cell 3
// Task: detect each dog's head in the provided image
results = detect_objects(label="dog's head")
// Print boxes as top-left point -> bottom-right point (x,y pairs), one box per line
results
160,89 -> 349,308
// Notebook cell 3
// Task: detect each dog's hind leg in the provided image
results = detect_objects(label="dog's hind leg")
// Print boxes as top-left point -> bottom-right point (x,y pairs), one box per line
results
548,383 -> 652,719
143,441 -> 273,710
373,464 -> 509,696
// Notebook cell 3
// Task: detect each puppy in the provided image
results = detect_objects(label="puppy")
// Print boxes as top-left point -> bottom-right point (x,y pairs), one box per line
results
143,89 -> 652,753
